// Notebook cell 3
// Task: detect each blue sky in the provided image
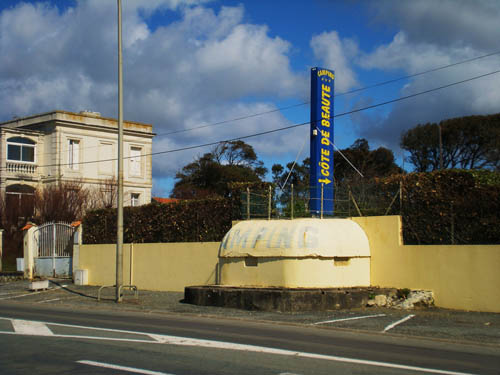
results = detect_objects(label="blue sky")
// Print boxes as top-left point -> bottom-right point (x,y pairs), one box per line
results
1,0 -> 499,196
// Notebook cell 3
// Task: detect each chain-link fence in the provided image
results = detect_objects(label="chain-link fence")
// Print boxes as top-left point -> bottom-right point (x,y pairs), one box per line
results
237,179 -> 499,245
238,182 -> 401,220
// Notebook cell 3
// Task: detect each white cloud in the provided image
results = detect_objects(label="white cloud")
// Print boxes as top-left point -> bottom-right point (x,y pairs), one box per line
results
371,0 -> 500,51
0,1 -> 306,182
310,31 -> 358,92
351,0 -> 500,148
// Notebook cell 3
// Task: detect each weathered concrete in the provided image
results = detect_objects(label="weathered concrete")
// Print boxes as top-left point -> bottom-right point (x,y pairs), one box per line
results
0,272 -> 25,283
184,285 -> 397,312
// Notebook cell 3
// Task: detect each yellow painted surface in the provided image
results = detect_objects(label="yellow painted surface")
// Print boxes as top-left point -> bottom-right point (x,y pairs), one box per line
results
77,216 -> 500,312
351,216 -> 500,313
219,219 -> 371,288
78,242 -> 219,291
220,257 -> 370,288
221,219 -> 369,257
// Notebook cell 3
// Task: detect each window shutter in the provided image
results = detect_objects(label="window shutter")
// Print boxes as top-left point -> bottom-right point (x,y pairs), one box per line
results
130,147 -> 141,176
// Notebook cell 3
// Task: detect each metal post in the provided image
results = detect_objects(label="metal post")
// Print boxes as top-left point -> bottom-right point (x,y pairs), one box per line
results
399,180 -> 403,214
438,123 -> 444,170
0,229 -> 3,272
52,223 -> 56,277
116,0 -> 124,303
291,184 -> 294,220
348,186 -> 351,217
450,202 -> 455,245
320,183 -> 324,219
268,185 -> 271,220
246,187 -> 250,220
130,243 -> 133,285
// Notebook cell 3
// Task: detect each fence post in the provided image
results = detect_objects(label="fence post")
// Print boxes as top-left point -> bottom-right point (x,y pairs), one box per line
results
320,183 -> 324,219
268,185 -> 272,220
52,223 -> 57,277
246,187 -> 250,220
450,202 -> 455,245
399,180 -> 403,214
348,185 -> 351,217
291,184 -> 294,220
0,229 -> 3,272
349,189 -> 363,217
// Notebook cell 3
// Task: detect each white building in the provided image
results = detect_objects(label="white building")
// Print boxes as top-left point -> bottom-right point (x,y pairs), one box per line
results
0,110 -> 154,208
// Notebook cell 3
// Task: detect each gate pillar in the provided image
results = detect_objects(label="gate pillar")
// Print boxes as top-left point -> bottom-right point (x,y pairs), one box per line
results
22,224 -> 38,279
72,222 -> 82,278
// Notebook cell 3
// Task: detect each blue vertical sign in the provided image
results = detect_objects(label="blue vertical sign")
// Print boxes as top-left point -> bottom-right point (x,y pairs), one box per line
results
310,67 -> 334,215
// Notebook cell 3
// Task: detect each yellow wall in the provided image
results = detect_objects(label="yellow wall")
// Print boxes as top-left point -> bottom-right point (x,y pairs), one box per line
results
78,242 -> 219,292
351,216 -> 500,312
78,216 -> 500,312
220,257 -> 370,288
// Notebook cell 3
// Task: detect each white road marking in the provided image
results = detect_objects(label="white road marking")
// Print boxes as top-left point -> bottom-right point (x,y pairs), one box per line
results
11,319 -> 53,336
384,314 -> 416,332
37,298 -> 62,303
37,296 -> 79,304
0,284 -> 66,301
314,314 -> 386,325
0,291 -> 21,296
0,291 -> 44,300
0,316 -> 476,375
77,360 -> 174,375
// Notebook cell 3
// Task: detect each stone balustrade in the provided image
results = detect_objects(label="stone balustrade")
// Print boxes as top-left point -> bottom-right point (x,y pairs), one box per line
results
6,162 -> 37,175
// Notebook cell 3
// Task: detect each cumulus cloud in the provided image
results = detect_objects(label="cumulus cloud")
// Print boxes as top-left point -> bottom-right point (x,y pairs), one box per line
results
371,0 -> 500,51
352,0 -> 500,148
0,1 -> 306,181
310,31 -> 359,92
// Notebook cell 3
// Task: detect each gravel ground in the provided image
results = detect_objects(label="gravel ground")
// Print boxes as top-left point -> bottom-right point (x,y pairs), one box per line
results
1,278 -> 500,346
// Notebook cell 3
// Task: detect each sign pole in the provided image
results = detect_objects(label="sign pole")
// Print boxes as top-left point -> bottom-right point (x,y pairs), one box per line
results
310,67 -> 335,216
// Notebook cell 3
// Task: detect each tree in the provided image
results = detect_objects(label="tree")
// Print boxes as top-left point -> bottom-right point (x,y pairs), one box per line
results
34,180 -> 89,223
172,141 -> 267,199
271,139 -> 401,216
333,138 -> 401,183
401,113 -> 500,172
272,139 -> 401,187
87,177 -> 118,209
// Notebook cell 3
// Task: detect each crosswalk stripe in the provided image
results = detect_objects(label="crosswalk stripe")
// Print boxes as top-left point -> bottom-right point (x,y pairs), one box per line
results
11,319 -> 53,336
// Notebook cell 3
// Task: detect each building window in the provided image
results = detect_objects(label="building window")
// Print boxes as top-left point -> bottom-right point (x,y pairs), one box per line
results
99,142 -> 114,175
131,193 -> 140,207
7,137 -> 35,163
130,146 -> 142,177
68,139 -> 80,170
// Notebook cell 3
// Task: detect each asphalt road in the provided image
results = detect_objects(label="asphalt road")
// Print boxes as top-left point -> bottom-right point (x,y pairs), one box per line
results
0,302 -> 499,375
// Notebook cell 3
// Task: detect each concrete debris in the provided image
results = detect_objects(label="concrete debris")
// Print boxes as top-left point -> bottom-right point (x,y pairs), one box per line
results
370,290 -> 434,309
374,294 -> 387,307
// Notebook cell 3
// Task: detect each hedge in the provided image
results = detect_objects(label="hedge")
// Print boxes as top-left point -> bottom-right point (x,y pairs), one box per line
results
82,172 -> 499,245
83,198 -> 235,244
379,170 -> 500,245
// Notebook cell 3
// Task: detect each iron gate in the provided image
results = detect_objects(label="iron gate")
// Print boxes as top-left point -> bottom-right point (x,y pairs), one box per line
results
34,222 -> 75,277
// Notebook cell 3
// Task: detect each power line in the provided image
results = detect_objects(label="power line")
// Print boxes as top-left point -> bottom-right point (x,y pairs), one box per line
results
5,49 -> 500,161
155,49 -> 500,138
6,67 -> 497,172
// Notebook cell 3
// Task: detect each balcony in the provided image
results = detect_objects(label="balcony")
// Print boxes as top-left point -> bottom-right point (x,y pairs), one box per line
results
6,162 -> 38,175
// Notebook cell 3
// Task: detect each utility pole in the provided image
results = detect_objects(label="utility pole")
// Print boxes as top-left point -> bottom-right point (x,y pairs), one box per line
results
116,0 -> 124,303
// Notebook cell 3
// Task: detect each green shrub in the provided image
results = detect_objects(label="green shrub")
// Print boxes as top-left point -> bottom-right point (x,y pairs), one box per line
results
83,198 -> 235,244
380,170 -> 500,244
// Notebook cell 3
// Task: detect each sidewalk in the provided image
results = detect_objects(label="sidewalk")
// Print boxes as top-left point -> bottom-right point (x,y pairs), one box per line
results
1,278 -> 500,346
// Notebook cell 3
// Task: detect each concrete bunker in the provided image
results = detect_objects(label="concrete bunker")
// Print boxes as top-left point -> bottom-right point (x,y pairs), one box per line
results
218,218 -> 370,288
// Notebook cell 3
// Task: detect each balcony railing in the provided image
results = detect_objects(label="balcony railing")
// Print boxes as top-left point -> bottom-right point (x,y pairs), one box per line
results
6,162 -> 38,175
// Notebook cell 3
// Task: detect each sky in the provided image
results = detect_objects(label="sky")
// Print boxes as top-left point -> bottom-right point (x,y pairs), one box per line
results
1,0 -> 499,197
